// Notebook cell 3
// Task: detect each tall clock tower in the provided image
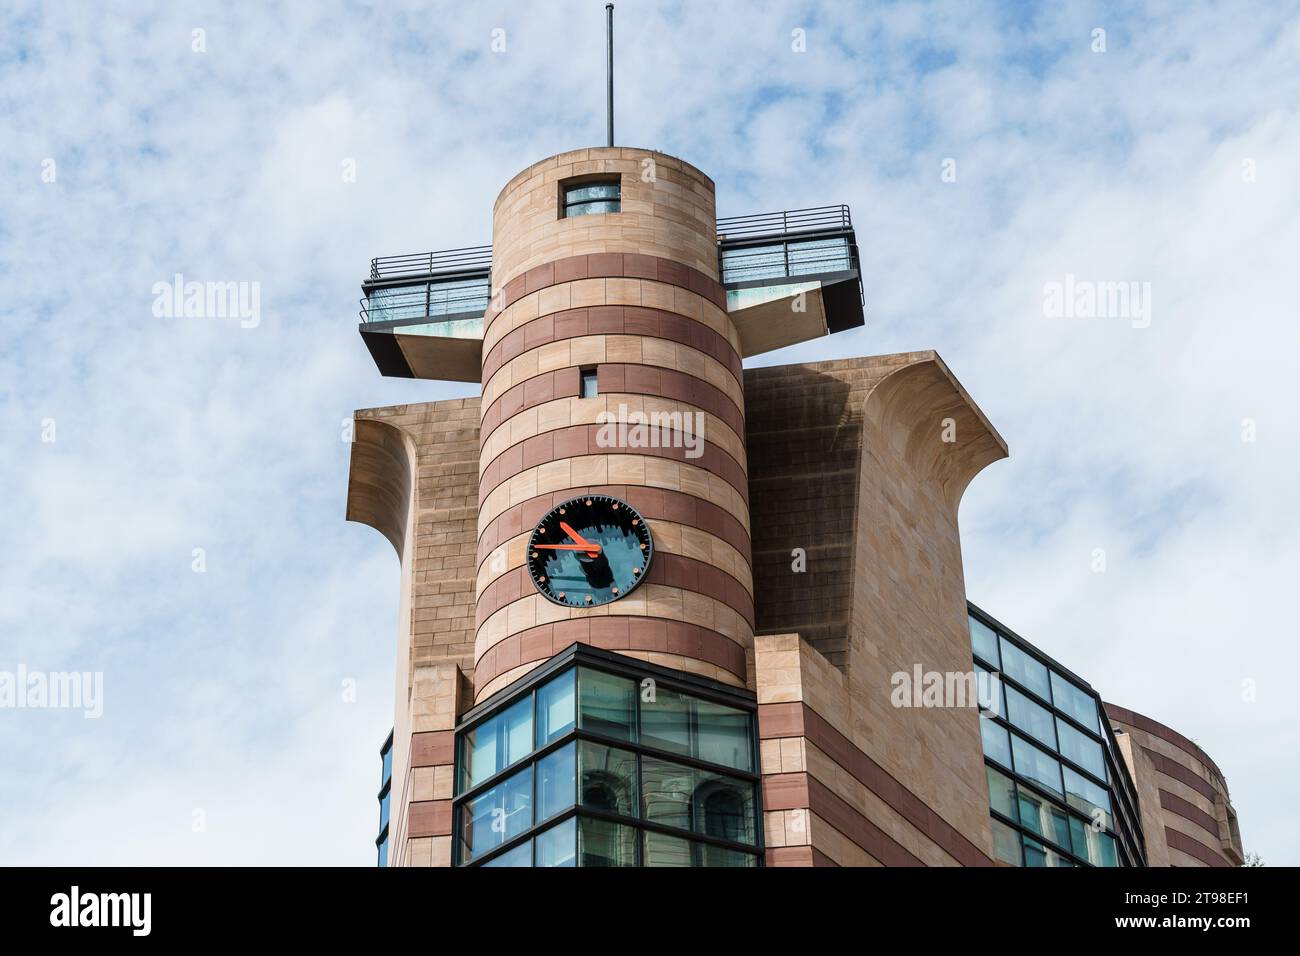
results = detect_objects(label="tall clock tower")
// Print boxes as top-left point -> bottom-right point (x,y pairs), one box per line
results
348,145 -> 1008,869
474,148 -> 751,703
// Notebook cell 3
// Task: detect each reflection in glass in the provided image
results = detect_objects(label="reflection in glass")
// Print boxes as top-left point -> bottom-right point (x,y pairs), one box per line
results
640,687 -> 691,757
536,669 -> 576,745
696,844 -> 759,867
566,183 -> 620,203
1050,671 -> 1099,732
567,200 -> 619,216
460,766 -> 532,861
535,817 -> 577,868
1017,788 -> 1071,848
536,742 -> 576,823
1023,835 -> 1073,867
1067,815 -> 1117,866
1057,720 -> 1106,780
461,695 -> 532,791
641,757 -> 693,831
975,664 -> 1004,718
981,718 -> 1012,768
578,669 -> 636,741
694,699 -> 752,771
643,830 -> 693,867
578,817 -> 637,866
482,841 -> 532,867
1006,685 -> 1057,749
991,818 -> 1021,865
1095,830 -> 1118,867
969,615 -> 1000,665
579,741 -> 638,817
694,769 -> 755,845
999,638 -> 1051,700
720,238 -> 852,284
453,658 -> 763,868
986,765 -> 1016,818
564,183 -> 622,218
1011,734 -> 1063,796
1063,766 -> 1113,831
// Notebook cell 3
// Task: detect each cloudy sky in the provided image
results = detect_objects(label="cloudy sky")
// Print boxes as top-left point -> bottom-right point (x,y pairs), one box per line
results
1,0 -> 1296,866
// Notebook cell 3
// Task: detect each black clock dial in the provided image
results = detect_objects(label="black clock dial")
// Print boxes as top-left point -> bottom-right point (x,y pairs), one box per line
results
526,495 -> 654,607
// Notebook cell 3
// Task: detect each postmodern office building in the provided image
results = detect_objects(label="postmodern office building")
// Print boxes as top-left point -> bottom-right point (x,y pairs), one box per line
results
346,146 -> 1243,868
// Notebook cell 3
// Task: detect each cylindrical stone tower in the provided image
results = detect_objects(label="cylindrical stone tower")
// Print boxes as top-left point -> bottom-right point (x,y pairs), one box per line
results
472,147 -> 753,703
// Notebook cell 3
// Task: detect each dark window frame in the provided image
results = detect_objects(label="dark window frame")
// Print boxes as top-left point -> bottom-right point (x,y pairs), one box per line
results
451,644 -> 763,868
969,603 -> 1146,867
985,757 -> 1124,868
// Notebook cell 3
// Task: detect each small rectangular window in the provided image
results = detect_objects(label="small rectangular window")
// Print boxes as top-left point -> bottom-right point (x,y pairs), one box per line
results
459,695 -> 533,792
974,663 -> 1004,718
563,179 -> 620,218
999,636 -> 1051,700
981,718 -> 1011,768
1050,670 -> 1100,733
1057,719 -> 1107,780
640,687 -> 690,756
1006,685 -> 1057,750
578,741 -> 638,817
580,366 -> 599,398
1063,766 -> 1113,830
535,742 -> 576,823
693,698 -> 753,772
459,765 -> 533,862
578,668 -> 636,740
578,817 -> 637,867
1023,834 -> 1074,867
986,765 -> 1016,818
536,668 -> 576,745
990,818 -> 1022,865
1011,733 -> 1063,797
1017,788 -> 1071,849
969,615 -> 1000,666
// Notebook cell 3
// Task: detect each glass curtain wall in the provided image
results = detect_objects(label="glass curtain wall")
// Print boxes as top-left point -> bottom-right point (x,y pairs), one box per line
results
453,651 -> 760,867
969,608 -> 1144,867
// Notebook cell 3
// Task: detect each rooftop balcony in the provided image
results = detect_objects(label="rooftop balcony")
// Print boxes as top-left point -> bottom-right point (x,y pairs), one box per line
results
358,205 -> 864,381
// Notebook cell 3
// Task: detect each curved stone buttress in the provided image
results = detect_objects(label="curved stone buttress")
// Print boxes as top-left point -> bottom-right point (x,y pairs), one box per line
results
747,352 -> 1011,867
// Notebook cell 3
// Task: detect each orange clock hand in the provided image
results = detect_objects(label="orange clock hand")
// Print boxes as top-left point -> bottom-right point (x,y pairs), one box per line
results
534,543 -> 603,551
559,521 -> 592,546
558,521 -> 600,556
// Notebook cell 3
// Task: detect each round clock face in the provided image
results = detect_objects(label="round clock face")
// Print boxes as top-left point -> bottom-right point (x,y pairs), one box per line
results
526,495 -> 654,607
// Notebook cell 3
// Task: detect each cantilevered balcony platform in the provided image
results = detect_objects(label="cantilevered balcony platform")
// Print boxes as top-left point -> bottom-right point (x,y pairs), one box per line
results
359,246 -> 492,381
716,204 -> 863,356
358,205 -> 863,381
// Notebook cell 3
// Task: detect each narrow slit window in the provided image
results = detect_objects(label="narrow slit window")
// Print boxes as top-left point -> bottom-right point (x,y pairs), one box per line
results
563,180 -> 620,218
580,367 -> 599,398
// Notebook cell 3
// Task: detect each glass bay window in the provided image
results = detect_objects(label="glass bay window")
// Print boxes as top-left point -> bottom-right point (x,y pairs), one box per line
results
452,647 -> 761,867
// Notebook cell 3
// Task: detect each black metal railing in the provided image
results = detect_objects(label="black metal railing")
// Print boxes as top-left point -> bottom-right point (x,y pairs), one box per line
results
715,204 -> 852,241
362,203 -> 861,326
368,206 -> 853,283
369,245 -> 492,281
